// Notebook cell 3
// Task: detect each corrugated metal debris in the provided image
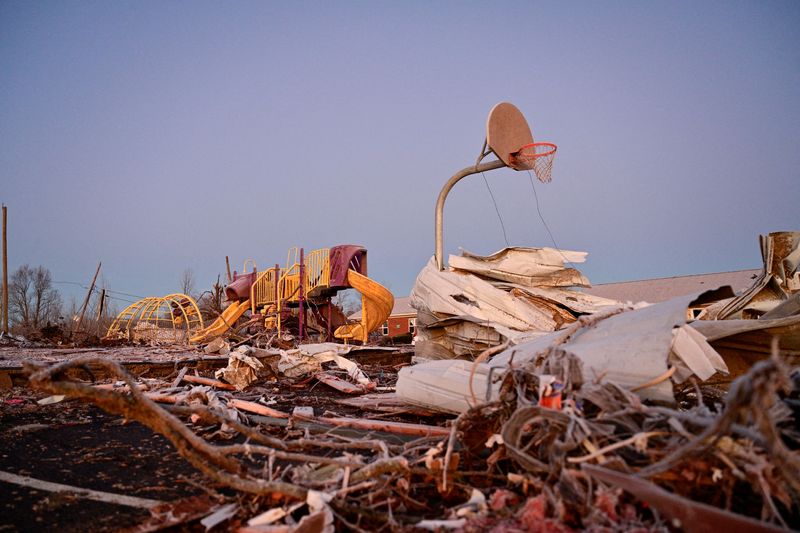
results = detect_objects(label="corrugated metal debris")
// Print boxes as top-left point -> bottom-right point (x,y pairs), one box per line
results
399,234 -> 800,412
410,247 -> 619,360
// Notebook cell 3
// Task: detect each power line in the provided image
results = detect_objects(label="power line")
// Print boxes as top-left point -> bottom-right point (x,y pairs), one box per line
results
527,171 -> 575,268
481,172 -> 510,247
53,280 -> 87,288
104,287 -> 147,299
54,280 -> 146,300
103,294 -> 138,305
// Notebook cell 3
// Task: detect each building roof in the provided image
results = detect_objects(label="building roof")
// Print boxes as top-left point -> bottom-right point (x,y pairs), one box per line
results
349,296 -> 416,320
583,269 -> 761,304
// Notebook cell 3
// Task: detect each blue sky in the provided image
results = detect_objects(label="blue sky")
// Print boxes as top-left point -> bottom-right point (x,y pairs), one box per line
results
2,1 -> 798,311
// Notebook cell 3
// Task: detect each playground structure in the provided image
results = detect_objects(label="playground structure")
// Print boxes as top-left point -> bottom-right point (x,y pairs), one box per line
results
105,293 -> 204,343
189,244 -> 394,344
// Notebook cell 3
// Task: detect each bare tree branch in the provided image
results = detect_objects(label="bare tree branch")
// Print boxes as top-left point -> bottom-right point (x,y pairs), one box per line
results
9,264 -> 62,332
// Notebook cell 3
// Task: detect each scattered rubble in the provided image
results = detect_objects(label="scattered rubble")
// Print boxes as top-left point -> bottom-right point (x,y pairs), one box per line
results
1,232 -> 798,531
215,347 -> 265,390
6,337 -> 796,531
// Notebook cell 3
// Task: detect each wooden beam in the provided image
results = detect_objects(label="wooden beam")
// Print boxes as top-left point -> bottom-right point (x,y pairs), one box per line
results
0,470 -> 163,509
182,374 -> 236,390
227,398 -> 289,418
315,372 -> 366,395
294,412 -> 451,437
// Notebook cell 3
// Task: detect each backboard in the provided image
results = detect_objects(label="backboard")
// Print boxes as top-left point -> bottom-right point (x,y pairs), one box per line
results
486,102 -> 534,168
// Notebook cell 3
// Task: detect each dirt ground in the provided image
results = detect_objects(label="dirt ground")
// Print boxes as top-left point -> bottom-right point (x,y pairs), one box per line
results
0,392 -> 207,532
0,346 -> 432,532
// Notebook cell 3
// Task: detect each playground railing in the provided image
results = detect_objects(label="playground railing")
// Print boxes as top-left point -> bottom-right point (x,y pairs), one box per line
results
243,258 -> 258,274
245,247 -> 333,335
304,248 -> 330,295
279,263 -> 301,304
286,247 -> 299,272
250,267 -> 280,314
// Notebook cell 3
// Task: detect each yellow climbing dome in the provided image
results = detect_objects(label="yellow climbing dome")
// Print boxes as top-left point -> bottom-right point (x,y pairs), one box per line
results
105,293 -> 203,343
335,269 -> 394,344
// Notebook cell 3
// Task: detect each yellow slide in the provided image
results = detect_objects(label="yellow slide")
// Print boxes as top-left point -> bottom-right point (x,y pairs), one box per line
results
335,270 -> 394,344
190,299 -> 250,344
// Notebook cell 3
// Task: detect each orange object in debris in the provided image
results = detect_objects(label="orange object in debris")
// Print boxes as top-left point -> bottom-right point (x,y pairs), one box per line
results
538,378 -> 564,410
539,393 -> 562,410
182,374 -> 237,391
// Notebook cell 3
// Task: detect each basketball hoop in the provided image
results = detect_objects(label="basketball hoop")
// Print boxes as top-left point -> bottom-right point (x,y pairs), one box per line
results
509,142 -> 557,183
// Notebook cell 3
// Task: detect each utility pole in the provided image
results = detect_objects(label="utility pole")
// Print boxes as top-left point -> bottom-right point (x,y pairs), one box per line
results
2,205 -> 8,335
76,262 -> 101,332
95,288 -> 106,335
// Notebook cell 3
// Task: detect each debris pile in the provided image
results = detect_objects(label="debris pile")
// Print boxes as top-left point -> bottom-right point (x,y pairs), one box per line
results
398,291 -> 735,411
131,321 -> 188,344
215,347 -> 266,390
461,347 -> 800,531
20,341 -> 799,531
400,235 -> 800,413
410,247 -> 619,360
703,231 -> 800,320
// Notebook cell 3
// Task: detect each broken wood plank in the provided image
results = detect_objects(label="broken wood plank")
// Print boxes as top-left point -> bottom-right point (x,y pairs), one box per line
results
145,392 -> 180,404
292,412 -> 451,437
0,470 -> 163,509
172,366 -> 189,388
227,398 -> 289,419
334,393 -> 440,416
315,372 -> 366,395
93,383 -> 179,404
200,503 -> 238,530
182,374 -> 236,390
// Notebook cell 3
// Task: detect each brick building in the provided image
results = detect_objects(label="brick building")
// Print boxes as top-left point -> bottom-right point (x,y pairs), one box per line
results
350,296 -> 417,339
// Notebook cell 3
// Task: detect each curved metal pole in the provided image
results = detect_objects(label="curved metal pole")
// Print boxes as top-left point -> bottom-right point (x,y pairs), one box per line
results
435,159 -> 506,270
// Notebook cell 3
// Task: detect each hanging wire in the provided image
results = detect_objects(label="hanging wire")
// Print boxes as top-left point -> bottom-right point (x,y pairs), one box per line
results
481,172 -> 510,247
54,280 -> 90,289
103,287 -> 148,299
53,280 -> 141,304
103,294 -> 138,305
527,170 -> 575,268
